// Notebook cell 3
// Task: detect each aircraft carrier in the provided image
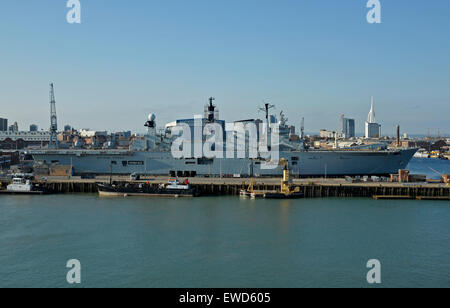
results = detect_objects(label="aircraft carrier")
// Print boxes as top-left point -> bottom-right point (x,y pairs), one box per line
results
30,147 -> 417,177
29,96 -> 417,178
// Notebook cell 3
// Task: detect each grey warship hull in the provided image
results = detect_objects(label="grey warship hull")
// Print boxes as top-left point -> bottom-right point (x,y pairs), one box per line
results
30,148 -> 417,177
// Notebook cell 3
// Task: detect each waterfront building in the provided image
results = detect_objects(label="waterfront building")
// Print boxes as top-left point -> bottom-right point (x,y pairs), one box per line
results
0,118 -> 7,131
0,131 -> 51,149
79,129 -> 108,138
78,130 -> 108,148
0,154 -> 11,169
0,131 -> 51,142
365,97 -> 381,139
340,115 -> 355,138
8,122 -> 19,132
112,131 -> 132,148
58,130 -> 77,144
320,129 -> 335,139
366,123 -> 381,139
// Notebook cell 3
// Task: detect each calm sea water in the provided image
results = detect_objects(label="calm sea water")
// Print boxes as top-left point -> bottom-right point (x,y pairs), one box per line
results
0,159 -> 449,288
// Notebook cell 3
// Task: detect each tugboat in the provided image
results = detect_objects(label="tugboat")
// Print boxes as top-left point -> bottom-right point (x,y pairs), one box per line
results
0,174 -> 47,195
97,178 -> 198,198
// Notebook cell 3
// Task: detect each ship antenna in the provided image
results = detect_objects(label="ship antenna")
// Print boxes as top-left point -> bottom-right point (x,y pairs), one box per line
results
205,97 -> 216,122
259,100 -> 275,122
258,100 -> 275,144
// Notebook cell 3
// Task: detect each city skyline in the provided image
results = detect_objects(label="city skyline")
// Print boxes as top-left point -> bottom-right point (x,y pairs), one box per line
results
0,94 -> 448,138
1,1 -> 449,135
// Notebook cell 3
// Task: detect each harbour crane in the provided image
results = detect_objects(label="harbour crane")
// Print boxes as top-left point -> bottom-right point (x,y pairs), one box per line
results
49,83 -> 58,149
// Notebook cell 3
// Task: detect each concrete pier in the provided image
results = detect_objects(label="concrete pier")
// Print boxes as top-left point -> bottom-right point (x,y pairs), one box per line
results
2,176 -> 449,199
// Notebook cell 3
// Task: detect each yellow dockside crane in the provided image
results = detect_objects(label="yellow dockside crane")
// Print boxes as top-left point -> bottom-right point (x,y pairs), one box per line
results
279,158 -> 300,196
262,159 -> 302,199
241,159 -> 303,199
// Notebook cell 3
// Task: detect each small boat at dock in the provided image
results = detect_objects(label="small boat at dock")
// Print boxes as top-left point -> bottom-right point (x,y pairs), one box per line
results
0,175 -> 47,195
98,178 -> 198,197
241,160 -> 305,199
240,179 -> 272,199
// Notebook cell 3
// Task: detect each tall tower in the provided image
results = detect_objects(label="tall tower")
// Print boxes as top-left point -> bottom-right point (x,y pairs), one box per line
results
367,96 -> 376,123
49,83 -> 58,148
365,96 -> 381,139
300,117 -> 305,139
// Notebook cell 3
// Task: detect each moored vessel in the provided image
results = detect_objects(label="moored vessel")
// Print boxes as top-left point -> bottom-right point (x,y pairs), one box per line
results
262,159 -> 304,199
30,98 -> 418,178
98,178 -> 198,198
0,175 -> 47,195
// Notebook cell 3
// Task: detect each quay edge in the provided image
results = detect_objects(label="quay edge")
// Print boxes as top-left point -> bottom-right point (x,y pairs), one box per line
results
2,178 -> 448,199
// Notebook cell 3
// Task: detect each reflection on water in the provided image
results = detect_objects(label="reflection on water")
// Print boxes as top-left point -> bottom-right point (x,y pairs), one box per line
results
278,200 -> 292,233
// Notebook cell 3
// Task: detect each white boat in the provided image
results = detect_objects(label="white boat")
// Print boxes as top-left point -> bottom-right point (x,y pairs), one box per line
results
7,177 -> 33,192
1,175 -> 47,194
165,179 -> 191,190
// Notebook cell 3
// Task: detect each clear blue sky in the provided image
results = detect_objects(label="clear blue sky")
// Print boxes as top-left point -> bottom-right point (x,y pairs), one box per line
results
0,0 -> 449,136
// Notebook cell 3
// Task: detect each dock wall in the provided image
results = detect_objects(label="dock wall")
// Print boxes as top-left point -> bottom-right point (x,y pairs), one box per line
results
2,179 -> 448,199
192,183 -> 450,198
